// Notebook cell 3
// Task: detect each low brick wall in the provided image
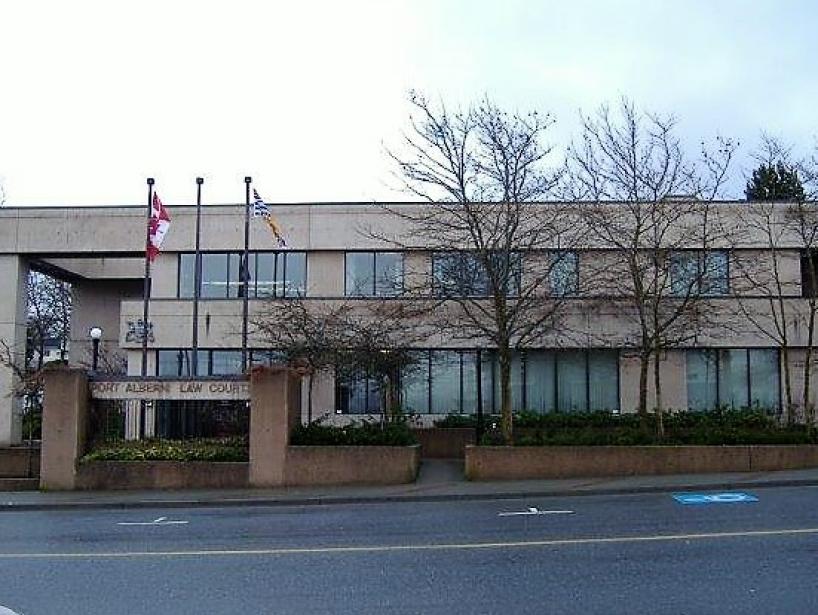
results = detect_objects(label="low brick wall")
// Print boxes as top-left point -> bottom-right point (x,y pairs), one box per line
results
749,445 -> 818,471
75,461 -> 249,490
414,429 -> 475,459
465,445 -> 818,481
0,446 -> 40,478
285,445 -> 421,486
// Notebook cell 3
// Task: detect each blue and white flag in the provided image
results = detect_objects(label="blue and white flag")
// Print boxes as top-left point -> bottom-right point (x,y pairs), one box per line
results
252,188 -> 286,248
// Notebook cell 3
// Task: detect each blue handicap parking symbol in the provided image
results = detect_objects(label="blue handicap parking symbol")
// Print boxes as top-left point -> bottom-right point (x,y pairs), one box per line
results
673,492 -> 759,505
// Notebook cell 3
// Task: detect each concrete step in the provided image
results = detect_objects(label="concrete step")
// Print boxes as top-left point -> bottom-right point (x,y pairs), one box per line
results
0,478 -> 39,491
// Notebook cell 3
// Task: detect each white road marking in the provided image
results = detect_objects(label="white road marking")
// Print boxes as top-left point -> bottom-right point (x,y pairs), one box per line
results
116,516 -> 189,526
0,607 -> 22,615
498,507 -> 575,516
1,527 -> 816,560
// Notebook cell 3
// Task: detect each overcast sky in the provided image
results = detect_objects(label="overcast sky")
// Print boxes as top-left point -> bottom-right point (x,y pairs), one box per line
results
0,0 -> 815,206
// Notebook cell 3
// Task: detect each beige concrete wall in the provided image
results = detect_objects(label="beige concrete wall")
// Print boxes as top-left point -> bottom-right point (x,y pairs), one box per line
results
308,251 -> 343,296
4,202 -> 815,255
0,256 -> 28,445
39,257 -> 145,280
71,279 -> 143,368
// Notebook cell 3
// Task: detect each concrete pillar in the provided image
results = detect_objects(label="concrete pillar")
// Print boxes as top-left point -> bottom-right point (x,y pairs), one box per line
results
249,367 -> 302,487
40,367 -> 89,490
0,256 -> 29,446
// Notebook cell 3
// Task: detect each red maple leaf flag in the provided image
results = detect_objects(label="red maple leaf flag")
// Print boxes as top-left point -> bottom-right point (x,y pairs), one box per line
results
147,192 -> 171,262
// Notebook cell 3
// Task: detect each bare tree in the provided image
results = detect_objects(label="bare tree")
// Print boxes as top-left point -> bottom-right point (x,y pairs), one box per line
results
253,297 -> 428,423
563,99 -> 736,436
379,92 -> 578,444
730,136 -> 818,426
27,272 -> 72,369
0,339 -> 44,440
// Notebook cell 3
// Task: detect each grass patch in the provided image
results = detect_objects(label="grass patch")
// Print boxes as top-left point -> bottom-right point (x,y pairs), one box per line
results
81,437 -> 248,462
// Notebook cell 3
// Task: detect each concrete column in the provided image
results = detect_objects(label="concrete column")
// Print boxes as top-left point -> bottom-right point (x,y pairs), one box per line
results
40,367 -> 89,490
249,367 -> 302,487
0,256 -> 29,446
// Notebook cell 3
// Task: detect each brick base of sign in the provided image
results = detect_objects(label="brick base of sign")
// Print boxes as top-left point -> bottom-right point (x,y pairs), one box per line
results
75,461 -> 249,490
285,445 -> 421,486
464,445 -> 818,481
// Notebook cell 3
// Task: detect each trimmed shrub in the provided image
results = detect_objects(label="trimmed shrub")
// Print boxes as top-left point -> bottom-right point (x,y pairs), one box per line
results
290,420 -> 418,446
81,437 -> 248,462
474,409 -> 818,446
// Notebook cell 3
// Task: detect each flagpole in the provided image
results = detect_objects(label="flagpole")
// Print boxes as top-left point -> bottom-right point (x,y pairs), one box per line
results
241,176 -> 251,370
141,178 -> 155,379
140,177 -> 155,441
192,177 -> 203,376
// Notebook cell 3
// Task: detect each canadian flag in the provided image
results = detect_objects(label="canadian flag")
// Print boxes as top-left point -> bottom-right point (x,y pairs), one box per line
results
147,192 -> 171,262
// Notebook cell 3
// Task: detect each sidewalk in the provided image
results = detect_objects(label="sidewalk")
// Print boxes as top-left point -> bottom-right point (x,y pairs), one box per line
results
3,460 -> 818,512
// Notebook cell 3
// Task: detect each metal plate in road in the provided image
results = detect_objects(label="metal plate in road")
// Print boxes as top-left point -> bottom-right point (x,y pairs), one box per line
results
672,492 -> 759,505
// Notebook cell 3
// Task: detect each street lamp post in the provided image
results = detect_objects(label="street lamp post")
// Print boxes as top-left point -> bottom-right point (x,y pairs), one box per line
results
89,326 -> 103,372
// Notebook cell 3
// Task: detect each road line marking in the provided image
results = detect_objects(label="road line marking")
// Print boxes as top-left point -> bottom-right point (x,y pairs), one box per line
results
498,507 -> 575,516
1,527 -> 817,560
117,516 -> 189,526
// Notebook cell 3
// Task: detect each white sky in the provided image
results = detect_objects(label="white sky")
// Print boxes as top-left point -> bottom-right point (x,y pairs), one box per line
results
0,0 -> 816,206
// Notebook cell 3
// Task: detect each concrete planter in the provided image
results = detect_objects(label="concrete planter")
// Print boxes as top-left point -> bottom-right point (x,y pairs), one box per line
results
464,445 -> 818,481
285,444 -> 421,486
75,461 -> 249,490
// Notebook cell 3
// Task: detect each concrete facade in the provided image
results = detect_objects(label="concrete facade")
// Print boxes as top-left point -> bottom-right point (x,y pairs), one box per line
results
0,256 -> 29,445
3,201 -> 818,442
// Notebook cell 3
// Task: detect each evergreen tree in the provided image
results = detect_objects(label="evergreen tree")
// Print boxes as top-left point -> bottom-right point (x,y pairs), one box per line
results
745,161 -> 806,201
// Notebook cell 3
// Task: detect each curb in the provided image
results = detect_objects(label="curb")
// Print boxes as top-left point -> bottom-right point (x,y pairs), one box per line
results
2,477 -> 818,513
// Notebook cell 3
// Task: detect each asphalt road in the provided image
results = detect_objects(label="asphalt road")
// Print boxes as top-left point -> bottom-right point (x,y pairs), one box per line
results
1,485 -> 817,614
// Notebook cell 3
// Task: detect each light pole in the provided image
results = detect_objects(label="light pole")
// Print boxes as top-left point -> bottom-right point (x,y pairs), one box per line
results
89,326 -> 103,372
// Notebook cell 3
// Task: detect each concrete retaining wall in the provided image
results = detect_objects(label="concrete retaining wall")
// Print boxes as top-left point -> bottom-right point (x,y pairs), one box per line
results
0,446 -> 40,478
75,461 -> 249,490
414,429 -> 475,459
465,445 -> 818,480
285,445 -> 421,486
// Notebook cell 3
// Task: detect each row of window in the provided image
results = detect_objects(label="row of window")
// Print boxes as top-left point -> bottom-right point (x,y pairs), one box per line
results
338,349 -> 620,414
156,349 -> 284,377
178,252 -> 307,299
686,348 -> 780,410
175,250 -> 732,299
155,347 -> 782,413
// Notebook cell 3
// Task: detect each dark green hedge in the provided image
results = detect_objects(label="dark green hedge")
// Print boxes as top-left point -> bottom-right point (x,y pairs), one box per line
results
435,410 -> 818,446
81,437 -> 248,462
290,420 -> 418,446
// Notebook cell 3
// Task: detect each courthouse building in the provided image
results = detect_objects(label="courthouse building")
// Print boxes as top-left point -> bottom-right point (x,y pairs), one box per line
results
0,200 -> 812,445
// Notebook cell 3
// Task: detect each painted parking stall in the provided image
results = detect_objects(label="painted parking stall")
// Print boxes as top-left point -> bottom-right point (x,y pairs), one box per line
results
672,492 -> 759,505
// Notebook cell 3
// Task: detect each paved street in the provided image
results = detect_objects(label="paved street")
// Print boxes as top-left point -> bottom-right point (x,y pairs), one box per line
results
1,485 -> 817,614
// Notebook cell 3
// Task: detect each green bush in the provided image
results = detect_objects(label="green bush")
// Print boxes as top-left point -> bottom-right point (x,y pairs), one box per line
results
433,414 -> 488,428
476,409 -> 818,446
290,419 -> 418,446
81,437 -> 248,462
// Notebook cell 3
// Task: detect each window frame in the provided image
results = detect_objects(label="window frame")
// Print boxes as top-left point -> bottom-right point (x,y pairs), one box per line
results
177,251 -> 308,299
431,251 -> 522,298
343,251 -> 405,297
670,250 -> 730,297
